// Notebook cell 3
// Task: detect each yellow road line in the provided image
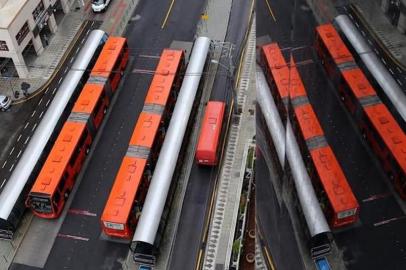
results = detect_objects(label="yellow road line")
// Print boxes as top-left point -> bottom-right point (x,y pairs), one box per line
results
161,0 -> 176,29
264,0 -> 277,22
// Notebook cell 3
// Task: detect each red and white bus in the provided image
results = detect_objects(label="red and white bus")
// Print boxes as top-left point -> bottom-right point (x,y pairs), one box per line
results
315,24 -> 406,199
100,49 -> 185,238
289,59 -> 359,227
26,37 -> 129,218
196,101 -> 226,166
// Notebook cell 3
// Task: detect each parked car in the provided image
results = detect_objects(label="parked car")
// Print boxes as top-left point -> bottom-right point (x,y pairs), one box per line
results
92,0 -> 112,12
0,95 -> 11,111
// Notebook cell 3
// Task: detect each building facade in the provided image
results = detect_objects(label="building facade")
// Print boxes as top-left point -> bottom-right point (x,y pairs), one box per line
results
0,0 -> 76,78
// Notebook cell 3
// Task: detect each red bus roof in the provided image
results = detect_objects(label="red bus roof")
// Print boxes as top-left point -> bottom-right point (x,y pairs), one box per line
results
364,104 -> 406,173
289,60 -> 307,99
341,68 -> 377,99
144,49 -> 184,107
196,101 -> 226,164
30,122 -> 86,195
293,104 -> 324,140
101,156 -> 146,225
129,112 -> 162,148
90,37 -> 127,78
311,146 -> 359,213
316,24 -> 354,65
71,83 -> 104,114
261,43 -> 290,99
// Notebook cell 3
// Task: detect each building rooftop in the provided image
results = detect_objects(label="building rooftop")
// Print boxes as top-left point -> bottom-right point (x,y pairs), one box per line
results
0,0 -> 27,29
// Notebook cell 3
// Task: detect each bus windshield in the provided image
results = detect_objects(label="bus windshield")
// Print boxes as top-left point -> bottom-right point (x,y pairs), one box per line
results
28,194 -> 52,213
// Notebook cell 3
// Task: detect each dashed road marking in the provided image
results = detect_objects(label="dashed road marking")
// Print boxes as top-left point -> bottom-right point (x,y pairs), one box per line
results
374,216 -> 406,227
68,209 -> 97,217
24,122 -> 29,129
2,161 -> 7,169
52,88 -> 57,95
46,99 -> 51,107
31,123 -> 37,132
24,136 -> 30,145
0,179 -> 6,189
397,79 -> 403,86
45,87 -> 50,94
9,163 -> 14,172
362,192 -> 391,203
38,98 -> 43,105
58,77 -> 63,85
31,110 -> 36,117
39,111 -> 44,118
58,233 -> 89,241
17,134 -> 22,142
17,150 -> 22,159
389,68 -> 394,75
9,147 -> 15,155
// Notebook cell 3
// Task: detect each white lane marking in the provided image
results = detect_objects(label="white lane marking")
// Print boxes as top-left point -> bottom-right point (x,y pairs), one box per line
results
45,87 -> 50,94
9,163 -> 14,172
86,29 -> 91,34
139,54 -> 160,59
58,77 -> 63,85
374,216 -> 406,227
0,179 -> 6,189
24,136 -> 30,145
9,147 -> 15,155
2,161 -> 7,169
17,150 -> 22,159
64,67 -> 69,74
38,98 -> 43,105
31,110 -> 36,117
24,122 -> 29,129
39,111 -> 44,118
374,48 -> 379,54
381,58 -> 387,65
52,88 -> 57,95
31,123 -> 37,132
397,79 -> 403,86
389,68 -> 394,75
57,233 -> 89,241
76,47 -> 80,54
70,57 -> 74,64
68,209 -> 97,217
17,134 -> 22,142
367,39 -> 372,45
46,99 -> 51,107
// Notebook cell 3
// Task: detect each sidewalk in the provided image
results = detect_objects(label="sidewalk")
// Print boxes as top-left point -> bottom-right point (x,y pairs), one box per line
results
0,2 -> 89,102
347,0 -> 406,69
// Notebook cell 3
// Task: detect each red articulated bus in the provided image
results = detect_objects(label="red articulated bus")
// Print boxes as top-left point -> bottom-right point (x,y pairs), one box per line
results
315,24 -> 406,199
289,59 -> 359,227
26,37 -> 129,218
260,43 -> 290,120
100,49 -> 185,239
196,101 -> 226,166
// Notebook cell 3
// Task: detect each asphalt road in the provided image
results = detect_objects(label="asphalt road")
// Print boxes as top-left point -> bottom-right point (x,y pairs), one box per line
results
10,0 -> 207,269
257,0 -> 406,269
0,21 -> 98,193
256,110 -> 305,270
168,1 -> 253,269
